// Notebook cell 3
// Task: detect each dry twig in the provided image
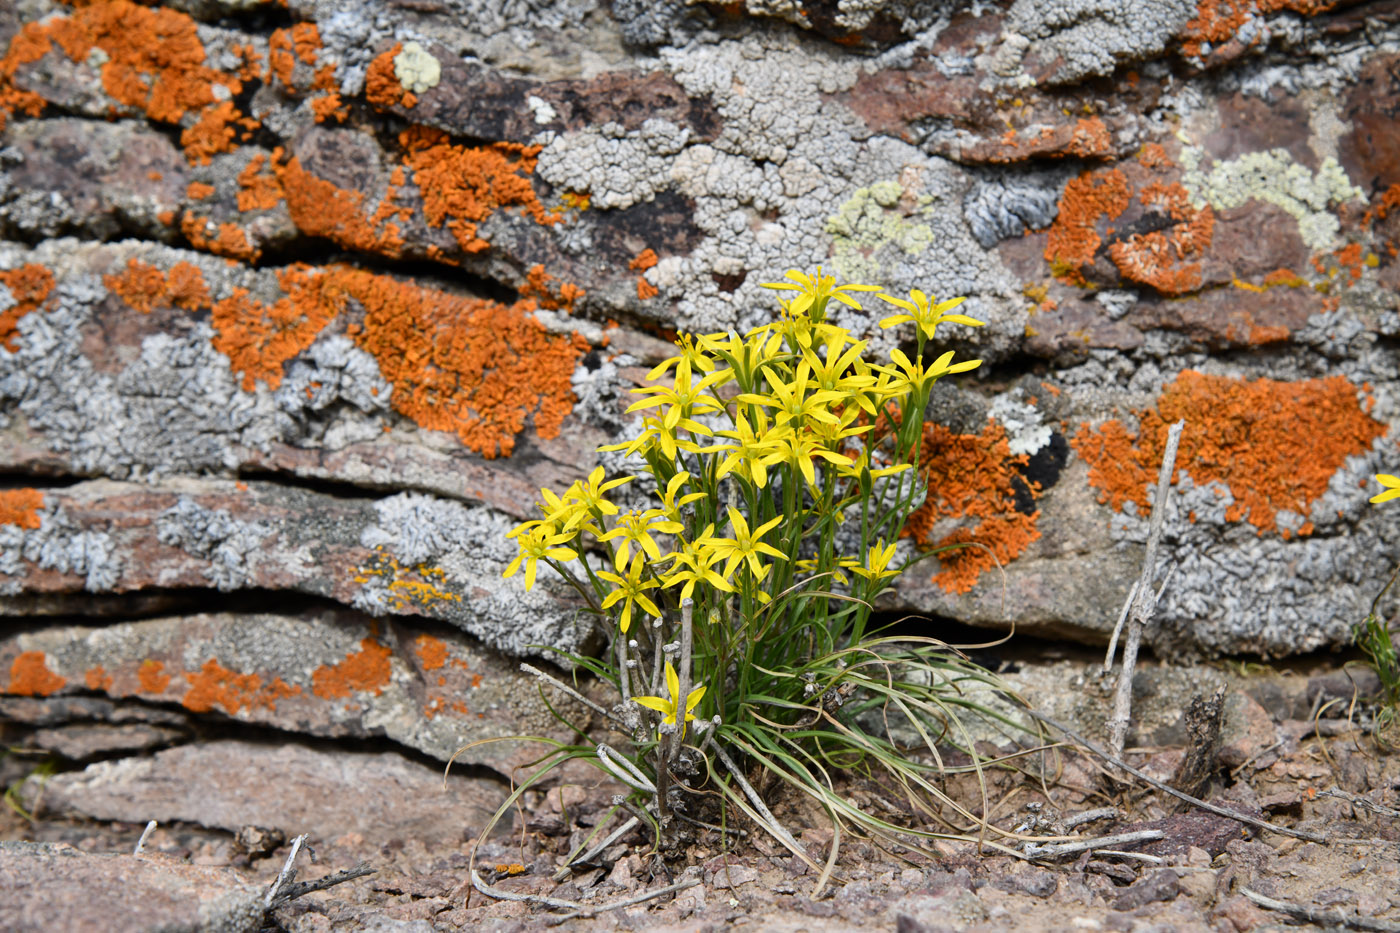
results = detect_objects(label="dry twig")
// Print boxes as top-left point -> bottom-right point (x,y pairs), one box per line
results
1242,888 -> 1400,932
1022,707 -> 1326,843
267,864 -> 375,908
1107,419 -> 1185,763
470,869 -> 698,922
264,834 -> 309,908
1023,830 -> 1164,859
132,820 -> 157,857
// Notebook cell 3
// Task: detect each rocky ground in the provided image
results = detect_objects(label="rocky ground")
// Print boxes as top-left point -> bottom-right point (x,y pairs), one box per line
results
4,644 -> 1398,932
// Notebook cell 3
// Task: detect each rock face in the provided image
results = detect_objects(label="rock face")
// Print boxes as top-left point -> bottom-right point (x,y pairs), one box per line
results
1,0 -> 1399,788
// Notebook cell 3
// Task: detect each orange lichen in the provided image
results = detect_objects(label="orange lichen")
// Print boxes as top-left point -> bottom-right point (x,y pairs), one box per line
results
181,214 -> 259,262
1182,0 -> 1338,59
1072,371 -> 1385,536
0,263 -> 55,350
520,264 -> 585,312
1044,168 -> 1131,283
0,2 -> 258,160
104,258 -> 211,313
401,126 -> 559,254
236,153 -> 285,212
903,421 -> 1042,594
5,651 -> 66,696
274,156 -> 406,258
1066,116 -> 1112,158
311,637 -> 393,699
1138,142 -> 1172,169
1263,268 -> 1307,288
1108,181 -> 1214,295
138,659 -> 172,693
186,181 -> 216,201
1334,242 -> 1365,283
311,92 -> 348,123
415,634 -> 449,671
0,489 -> 43,529
180,100 -> 242,166
629,248 -> 660,299
209,266 -> 339,391
338,267 -> 588,455
365,44 -> 409,109
209,263 -> 587,452
182,658 -> 301,714
85,666 -> 114,691
104,258 -> 169,313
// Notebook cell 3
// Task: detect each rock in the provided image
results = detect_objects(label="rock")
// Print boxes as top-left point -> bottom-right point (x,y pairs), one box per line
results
1111,868 -> 1181,910
1217,690 -> 1279,770
0,609 -> 584,773
23,722 -> 187,760
0,840 -> 264,933
25,739 -> 506,846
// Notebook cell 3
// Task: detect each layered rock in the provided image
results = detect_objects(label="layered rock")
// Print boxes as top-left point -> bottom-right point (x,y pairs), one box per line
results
2,1 -> 1400,782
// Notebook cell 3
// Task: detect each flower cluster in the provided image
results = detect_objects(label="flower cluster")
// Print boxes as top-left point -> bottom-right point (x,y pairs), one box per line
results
504,267 -> 983,738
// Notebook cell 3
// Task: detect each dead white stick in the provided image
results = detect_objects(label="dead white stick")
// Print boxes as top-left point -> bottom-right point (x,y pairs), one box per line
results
711,744 -> 802,854
1107,419 -> 1185,764
552,815 -> 641,882
132,820 -> 157,857
1023,830 -> 1163,859
520,662 -> 629,729
1242,888 -> 1400,932
470,869 -> 698,919
264,833 -> 309,908
1102,580 -> 1138,673
672,598 -> 695,766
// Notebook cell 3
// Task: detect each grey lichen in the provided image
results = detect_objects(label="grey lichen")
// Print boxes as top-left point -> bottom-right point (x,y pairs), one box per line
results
962,170 -> 1066,248
156,498 -> 274,591
1004,0 -> 1199,84
358,492 -> 591,658
0,503 -> 122,595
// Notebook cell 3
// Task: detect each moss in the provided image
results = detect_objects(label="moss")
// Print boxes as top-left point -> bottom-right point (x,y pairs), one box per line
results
1072,371 -> 1386,536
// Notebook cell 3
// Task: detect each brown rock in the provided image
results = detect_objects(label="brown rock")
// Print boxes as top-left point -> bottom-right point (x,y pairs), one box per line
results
1217,691 -> 1278,770
0,840 -> 264,933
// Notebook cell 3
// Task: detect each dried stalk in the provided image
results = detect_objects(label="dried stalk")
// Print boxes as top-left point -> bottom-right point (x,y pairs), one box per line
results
1242,888 -> 1400,932
1023,830 -> 1164,859
1107,419 -> 1185,763
520,662 -> 629,730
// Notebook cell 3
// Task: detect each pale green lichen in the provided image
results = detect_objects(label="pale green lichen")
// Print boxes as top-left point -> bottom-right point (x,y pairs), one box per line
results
1179,146 -> 1363,251
825,181 -> 936,283
393,41 -> 441,95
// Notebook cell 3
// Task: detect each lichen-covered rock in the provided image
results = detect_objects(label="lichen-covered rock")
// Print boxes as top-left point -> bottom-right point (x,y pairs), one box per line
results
0,0 -> 1397,718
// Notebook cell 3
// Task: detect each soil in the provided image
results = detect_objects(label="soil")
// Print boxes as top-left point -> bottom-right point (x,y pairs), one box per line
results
3,648 -> 1399,933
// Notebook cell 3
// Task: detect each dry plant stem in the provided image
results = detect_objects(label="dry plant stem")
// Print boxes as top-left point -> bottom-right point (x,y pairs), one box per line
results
673,598 -> 695,767
711,743 -> 803,854
1023,830 -> 1164,859
520,662 -> 629,730
1242,888 -> 1400,932
617,637 -> 633,705
470,869 -> 699,920
1318,787 -> 1400,818
553,816 -> 641,881
1102,580 -> 1138,673
1024,707 -> 1327,843
265,833 -> 309,908
1061,808 -> 1122,831
133,819 -> 157,857
268,864 -> 375,908
1108,418 -> 1185,763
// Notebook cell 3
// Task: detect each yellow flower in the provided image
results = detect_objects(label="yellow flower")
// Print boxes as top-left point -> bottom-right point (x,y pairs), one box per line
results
661,525 -> 734,600
881,347 -> 981,395
646,333 -> 717,381
633,661 -> 706,740
802,331 -> 875,397
643,472 -> 705,533
774,429 -> 853,487
597,554 -> 662,633
760,267 -> 881,317
795,557 -> 848,586
503,526 -> 578,590
736,362 -> 843,427
877,288 -> 983,341
597,510 -> 667,568
848,539 -> 899,582
709,507 -> 786,581
626,357 -> 726,421
573,466 -> 633,517
1372,474 -> 1400,504
714,413 -> 789,488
